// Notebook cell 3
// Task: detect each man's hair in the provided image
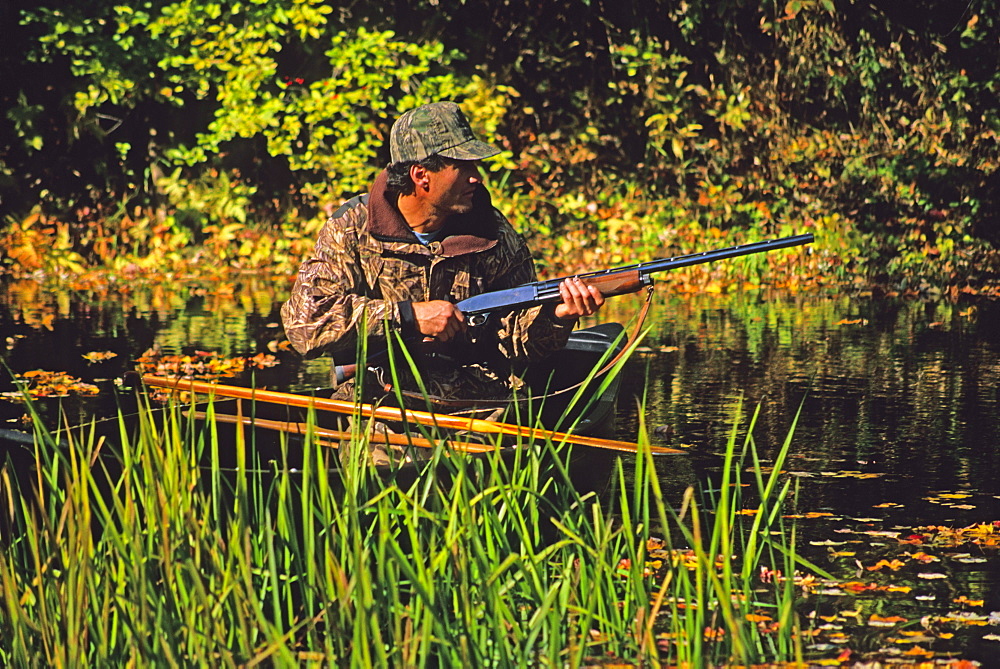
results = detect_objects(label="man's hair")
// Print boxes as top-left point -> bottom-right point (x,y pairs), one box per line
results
385,154 -> 450,197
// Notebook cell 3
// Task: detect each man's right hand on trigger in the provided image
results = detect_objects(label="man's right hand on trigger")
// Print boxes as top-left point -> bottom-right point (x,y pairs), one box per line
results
411,300 -> 466,341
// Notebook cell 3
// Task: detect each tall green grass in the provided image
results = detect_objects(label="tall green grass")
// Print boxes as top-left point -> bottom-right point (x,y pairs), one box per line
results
0,392 -> 822,666
643,400 -> 833,666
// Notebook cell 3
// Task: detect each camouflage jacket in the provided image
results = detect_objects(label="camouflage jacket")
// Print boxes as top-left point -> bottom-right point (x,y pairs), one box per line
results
280,170 -> 573,395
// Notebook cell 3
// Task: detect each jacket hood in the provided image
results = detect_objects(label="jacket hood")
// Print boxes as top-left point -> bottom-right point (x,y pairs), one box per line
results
366,169 -> 499,256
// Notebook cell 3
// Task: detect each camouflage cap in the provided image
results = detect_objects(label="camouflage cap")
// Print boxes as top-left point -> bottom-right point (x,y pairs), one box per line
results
390,102 -> 501,163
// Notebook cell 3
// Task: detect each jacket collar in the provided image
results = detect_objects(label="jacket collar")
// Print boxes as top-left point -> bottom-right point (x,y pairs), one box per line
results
366,169 -> 499,255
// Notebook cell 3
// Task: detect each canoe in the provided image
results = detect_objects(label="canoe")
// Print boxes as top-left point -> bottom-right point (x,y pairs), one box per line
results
0,323 -> 637,477
147,322 -> 634,463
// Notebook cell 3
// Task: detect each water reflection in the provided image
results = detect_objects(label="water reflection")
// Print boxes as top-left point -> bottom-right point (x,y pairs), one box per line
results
626,292 -> 999,510
3,279 -> 999,503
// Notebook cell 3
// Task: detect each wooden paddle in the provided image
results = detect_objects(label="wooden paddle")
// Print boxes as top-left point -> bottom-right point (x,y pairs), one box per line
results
142,375 -> 685,455
189,410 -> 496,454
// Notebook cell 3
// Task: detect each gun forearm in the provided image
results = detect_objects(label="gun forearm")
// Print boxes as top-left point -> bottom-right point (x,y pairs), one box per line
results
578,269 -> 649,298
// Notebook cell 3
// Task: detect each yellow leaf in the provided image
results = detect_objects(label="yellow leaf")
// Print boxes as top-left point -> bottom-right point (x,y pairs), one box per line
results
953,596 -> 984,607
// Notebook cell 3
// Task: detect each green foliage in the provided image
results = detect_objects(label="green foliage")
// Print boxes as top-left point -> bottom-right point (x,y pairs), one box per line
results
10,1 -> 492,211
158,167 -> 256,228
256,28 -> 469,198
607,36 -> 703,176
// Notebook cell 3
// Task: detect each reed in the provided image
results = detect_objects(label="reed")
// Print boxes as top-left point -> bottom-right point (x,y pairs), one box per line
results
0,390 -> 820,666
644,398 -> 834,666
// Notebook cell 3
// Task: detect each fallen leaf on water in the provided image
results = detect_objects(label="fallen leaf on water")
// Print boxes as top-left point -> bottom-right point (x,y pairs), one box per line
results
899,534 -> 927,545
5,370 -> 100,399
890,631 -> 936,643
939,611 -> 990,625
82,350 -> 118,363
954,555 -> 988,564
266,339 -> 293,352
908,522 -> 1000,548
901,645 -> 933,657
745,613 -> 772,623
135,348 -> 280,381
953,596 -> 984,607
5,334 -> 26,351
867,559 -> 906,571
819,470 -> 885,479
248,352 -> 279,369
868,613 -> 907,627
859,530 -> 900,539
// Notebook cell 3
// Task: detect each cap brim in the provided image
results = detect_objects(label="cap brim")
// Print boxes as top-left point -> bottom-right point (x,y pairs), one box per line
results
437,139 -> 501,161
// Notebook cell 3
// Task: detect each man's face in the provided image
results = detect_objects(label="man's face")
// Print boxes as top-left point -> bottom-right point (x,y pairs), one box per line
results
424,159 -> 483,218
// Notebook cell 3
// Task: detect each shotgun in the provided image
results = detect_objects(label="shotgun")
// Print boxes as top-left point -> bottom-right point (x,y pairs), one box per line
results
335,232 -> 814,381
456,232 -> 814,326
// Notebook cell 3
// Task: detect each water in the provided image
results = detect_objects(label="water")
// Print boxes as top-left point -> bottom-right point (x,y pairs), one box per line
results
2,277 -> 1000,662
624,291 -> 1000,513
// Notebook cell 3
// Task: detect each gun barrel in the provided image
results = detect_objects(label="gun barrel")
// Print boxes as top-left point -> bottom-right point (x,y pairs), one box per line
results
541,232 -> 814,291
630,232 -> 814,275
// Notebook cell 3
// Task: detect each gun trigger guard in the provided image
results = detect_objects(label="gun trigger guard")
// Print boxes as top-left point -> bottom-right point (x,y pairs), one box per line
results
467,313 -> 488,327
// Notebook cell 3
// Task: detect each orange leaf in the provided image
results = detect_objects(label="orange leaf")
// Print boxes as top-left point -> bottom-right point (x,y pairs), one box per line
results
745,613 -> 772,623
868,613 -> 907,626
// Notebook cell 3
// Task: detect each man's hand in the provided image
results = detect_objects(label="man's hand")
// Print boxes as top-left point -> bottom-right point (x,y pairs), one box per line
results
554,277 -> 605,321
411,300 -> 467,341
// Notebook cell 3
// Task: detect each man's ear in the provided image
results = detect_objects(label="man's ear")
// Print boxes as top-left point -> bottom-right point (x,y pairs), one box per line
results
409,164 -> 430,191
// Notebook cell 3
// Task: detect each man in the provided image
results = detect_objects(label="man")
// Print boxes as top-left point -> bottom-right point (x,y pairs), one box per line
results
281,101 -> 603,405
